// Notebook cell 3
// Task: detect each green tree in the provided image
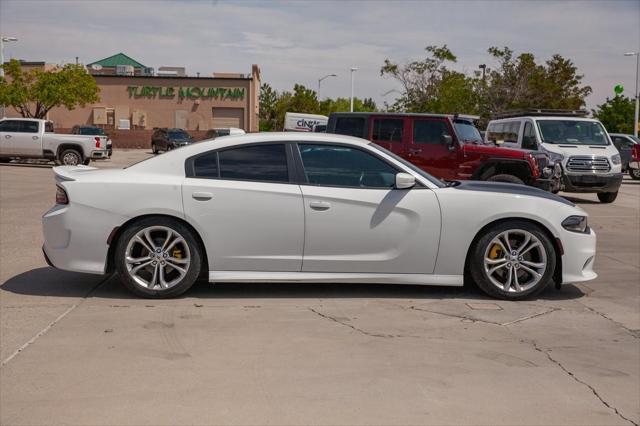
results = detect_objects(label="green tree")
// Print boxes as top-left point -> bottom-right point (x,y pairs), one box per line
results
259,83 -> 279,131
0,59 -> 100,118
592,95 -> 636,134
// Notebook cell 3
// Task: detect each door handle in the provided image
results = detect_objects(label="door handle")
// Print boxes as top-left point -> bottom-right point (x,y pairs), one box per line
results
192,192 -> 213,201
4,135 -> 11,139
310,201 -> 331,211
32,136 -> 39,140
409,148 -> 422,154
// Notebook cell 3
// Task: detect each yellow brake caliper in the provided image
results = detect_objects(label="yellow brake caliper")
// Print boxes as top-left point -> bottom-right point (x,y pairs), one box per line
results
488,244 -> 503,260
172,248 -> 182,259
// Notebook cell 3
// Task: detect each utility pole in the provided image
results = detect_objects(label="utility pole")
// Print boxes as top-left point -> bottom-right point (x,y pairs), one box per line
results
350,67 -> 358,112
0,36 -> 18,118
624,52 -> 639,137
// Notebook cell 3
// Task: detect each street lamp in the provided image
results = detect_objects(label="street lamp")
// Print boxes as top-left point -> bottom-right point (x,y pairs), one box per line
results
317,73 -> 336,100
350,67 -> 358,112
0,36 -> 18,119
478,64 -> 487,80
624,52 -> 639,137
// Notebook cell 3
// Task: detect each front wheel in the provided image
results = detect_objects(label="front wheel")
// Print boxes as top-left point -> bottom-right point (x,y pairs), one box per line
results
629,168 -> 640,180
114,217 -> 202,298
487,174 -> 524,185
597,191 -> 618,203
469,220 -> 556,300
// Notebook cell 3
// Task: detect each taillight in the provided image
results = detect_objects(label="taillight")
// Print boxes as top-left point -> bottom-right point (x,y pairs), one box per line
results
527,153 -> 540,178
95,137 -> 101,148
56,185 -> 69,205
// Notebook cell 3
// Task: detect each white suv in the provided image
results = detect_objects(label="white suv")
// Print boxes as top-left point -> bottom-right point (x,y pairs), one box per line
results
485,111 -> 623,203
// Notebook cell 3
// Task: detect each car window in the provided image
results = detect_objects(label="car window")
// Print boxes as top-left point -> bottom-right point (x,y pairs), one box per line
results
333,117 -> 366,138
522,122 -> 537,150
537,120 -> 609,145
193,152 -> 219,178
0,120 -> 22,132
372,118 -> 403,142
413,120 -> 451,144
487,122 -> 504,142
503,121 -> 520,143
218,144 -> 289,183
298,144 -> 397,188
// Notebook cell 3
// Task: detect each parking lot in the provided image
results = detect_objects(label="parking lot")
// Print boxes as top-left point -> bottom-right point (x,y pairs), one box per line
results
0,150 -> 638,425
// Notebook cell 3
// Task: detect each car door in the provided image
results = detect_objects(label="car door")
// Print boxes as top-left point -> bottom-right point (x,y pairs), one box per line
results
1,120 -> 41,156
296,143 -> 441,274
369,116 -> 406,156
182,143 -> 305,272
407,118 -> 458,180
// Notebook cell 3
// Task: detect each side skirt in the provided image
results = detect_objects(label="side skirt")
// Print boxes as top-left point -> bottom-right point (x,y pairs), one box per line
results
208,271 -> 463,286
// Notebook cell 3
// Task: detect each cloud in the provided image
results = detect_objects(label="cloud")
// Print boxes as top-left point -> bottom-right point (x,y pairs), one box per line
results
1,0 -> 638,109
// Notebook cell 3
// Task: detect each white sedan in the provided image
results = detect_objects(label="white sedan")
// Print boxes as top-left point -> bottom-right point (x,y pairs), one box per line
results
43,133 -> 597,300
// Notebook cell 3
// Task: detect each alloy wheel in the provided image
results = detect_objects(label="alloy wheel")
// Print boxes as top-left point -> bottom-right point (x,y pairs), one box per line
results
483,229 -> 547,293
124,226 -> 191,290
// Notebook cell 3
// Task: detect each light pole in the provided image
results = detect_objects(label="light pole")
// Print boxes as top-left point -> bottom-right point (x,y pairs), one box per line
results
478,64 -> 487,81
0,36 -> 18,119
350,67 -> 358,112
317,73 -> 336,100
624,52 -> 639,137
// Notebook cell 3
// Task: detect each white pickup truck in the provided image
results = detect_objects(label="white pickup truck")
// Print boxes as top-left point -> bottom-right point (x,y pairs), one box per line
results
0,118 -> 109,165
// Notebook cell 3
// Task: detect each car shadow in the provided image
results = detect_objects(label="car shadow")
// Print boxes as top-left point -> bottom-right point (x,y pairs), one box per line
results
1,267 -> 587,301
562,196 -> 601,205
0,161 -> 53,169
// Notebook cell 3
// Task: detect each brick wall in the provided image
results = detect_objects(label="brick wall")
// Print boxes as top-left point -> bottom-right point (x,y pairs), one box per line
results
57,129 -> 210,149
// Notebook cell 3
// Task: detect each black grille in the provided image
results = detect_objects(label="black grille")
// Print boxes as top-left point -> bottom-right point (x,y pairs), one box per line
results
566,156 -> 610,173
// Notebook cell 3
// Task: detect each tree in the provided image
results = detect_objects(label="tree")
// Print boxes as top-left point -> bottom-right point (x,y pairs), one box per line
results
592,95 -> 636,134
259,83 -> 279,131
380,45 -> 480,114
0,59 -> 100,118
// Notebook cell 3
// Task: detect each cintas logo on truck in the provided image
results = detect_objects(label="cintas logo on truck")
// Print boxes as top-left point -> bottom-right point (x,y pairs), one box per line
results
284,112 -> 328,132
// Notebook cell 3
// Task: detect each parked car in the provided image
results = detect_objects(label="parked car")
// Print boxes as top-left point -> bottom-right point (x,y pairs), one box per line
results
628,143 -> 640,180
151,128 -> 194,153
43,132 -> 596,301
609,133 -> 639,172
486,110 -> 623,203
284,112 -> 328,132
326,112 -> 561,192
202,128 -> 246,139
71,125 -> 112,158
0,118 -> 109,165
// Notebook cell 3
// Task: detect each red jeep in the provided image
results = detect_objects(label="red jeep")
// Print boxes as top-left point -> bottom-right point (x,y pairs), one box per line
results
326,112 -> 560,191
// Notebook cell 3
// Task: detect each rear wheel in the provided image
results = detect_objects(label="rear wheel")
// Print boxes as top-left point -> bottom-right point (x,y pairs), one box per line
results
629,168 -> 640,180
114,217 -> 202,298
152,143 -> 158,154
469,220 -> 556,300
597,191 -> 618,203
487,174 -> 524,185
59,149 -> 83,166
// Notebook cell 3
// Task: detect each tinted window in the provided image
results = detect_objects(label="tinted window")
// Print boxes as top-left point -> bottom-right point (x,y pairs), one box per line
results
413,120 -> 451,144
299,144 -> 397,188
334,117 -> 366,138
219,144 -> 289,183
522,122 -> 537,150
78,127 -> 106,136
537,120 -> 609,145
168,130 -> 190,139
21,121 -> 39,133
193,152 -> 219,178
372,118 -> 403,142
0,120 -> 21,132
453,120 -> 482,143
503,121 -> 520,143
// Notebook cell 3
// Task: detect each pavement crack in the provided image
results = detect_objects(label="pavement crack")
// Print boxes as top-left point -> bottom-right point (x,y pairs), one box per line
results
527,339 -> 638,426
1,275 -> 110,367
579,303 -> 639,339
308,307 -> 396,338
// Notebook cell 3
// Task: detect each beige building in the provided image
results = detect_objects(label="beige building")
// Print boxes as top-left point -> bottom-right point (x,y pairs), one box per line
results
6,53 -> 261,133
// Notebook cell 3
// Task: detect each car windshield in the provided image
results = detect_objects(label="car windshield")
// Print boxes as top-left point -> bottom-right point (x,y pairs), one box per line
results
537,120 -> 609,145
169,131 -> 190,139
79,127 -> 105,135
629,136 -> 640,143
453,120 -> 483,143
368,143 -> 446,188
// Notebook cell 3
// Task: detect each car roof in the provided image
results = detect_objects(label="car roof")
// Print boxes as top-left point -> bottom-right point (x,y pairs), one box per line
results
330,112 -> 454,119
489,116 -> 601,123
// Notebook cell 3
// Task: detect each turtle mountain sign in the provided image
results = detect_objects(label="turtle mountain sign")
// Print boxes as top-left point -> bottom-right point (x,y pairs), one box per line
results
127,85 -> 245,101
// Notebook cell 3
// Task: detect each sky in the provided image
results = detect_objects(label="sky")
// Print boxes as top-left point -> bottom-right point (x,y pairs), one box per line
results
1,0 -> 639,111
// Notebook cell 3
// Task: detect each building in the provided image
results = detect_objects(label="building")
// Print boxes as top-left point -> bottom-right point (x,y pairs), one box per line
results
4,53 -> 261,134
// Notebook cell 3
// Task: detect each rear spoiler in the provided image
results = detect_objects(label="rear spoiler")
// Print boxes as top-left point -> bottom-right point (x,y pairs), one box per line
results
53,165 -> 98,182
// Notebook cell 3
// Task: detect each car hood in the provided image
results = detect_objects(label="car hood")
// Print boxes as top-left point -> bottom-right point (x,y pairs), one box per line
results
450,180 -> 574,206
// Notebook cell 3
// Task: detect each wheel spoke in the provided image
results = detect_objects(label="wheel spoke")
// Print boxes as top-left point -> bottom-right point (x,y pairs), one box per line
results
520,264 -> 542,280
149,264 -> 159,288
161,230 -> 174,251
135,236 -> 154,254
143,229 -> 157,251
159,265 -> 168,288
488,261 -> 509,275
165,238 -> 185,252
517,234 -> 531,254
501,232 -> 513,253
520,241 -> 540,256
166,260 -> 187,274
130,259 -> 153,274
126,255 -> 149,264
167,256 -> 189,265
513,270 -> 522,292
504,266 -> 512,291
485,257 -> 507,265
521,260 -> 545,269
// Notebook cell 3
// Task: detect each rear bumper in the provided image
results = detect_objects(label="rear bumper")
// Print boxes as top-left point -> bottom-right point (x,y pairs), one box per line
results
90,149 -> 109,159
562,173 -> 623,193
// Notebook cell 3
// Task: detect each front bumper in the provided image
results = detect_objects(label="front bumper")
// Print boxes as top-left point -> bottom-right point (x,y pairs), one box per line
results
629,161 -> 640,170
560,226 -> 597,284
561,173 -> 623,193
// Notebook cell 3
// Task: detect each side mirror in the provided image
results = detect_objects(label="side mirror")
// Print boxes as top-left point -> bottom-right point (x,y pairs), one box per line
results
395,173 -> 416,189
441,134 -> 453,146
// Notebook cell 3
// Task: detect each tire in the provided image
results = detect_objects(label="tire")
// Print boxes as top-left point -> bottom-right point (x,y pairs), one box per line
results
597,191 -> 618,203
152,143 -> 158,154
0,158 -> 10,163
59,149 -> 83,166
469,220 -> 556,300
83,158 -> 91,166
487,174 -> 525,185
114,217 -> 202,298
629,168 -> 640,180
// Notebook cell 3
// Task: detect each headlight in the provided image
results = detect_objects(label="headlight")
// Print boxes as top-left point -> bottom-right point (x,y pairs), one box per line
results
562,215 -> 589,233
611,154 -> 621,165
545,151 -> 564,163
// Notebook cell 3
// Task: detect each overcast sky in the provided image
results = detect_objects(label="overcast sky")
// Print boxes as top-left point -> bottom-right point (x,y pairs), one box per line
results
1,0 -> 639,110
